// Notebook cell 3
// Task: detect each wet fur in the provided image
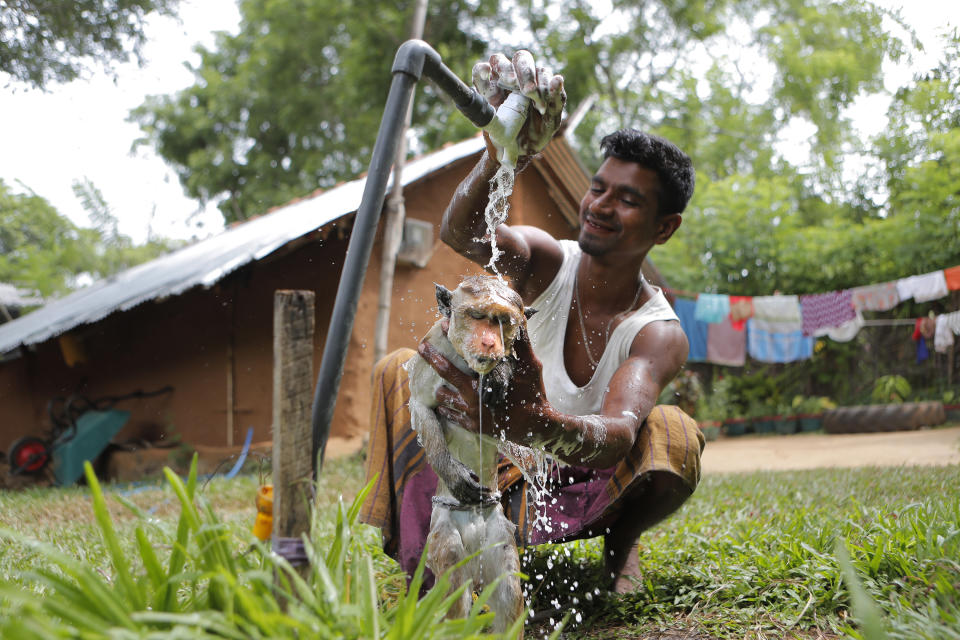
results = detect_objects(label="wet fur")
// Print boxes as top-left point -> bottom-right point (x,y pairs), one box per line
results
405,277 -> 530,637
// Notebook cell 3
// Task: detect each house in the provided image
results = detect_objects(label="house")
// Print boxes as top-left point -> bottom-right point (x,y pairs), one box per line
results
4,134 -> 652,469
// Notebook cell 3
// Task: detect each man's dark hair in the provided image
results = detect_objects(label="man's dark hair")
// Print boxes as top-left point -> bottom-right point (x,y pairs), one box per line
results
599,129 -> 695,215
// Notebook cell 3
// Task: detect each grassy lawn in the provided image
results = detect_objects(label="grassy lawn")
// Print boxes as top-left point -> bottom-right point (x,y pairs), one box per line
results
1,451 -> 958,639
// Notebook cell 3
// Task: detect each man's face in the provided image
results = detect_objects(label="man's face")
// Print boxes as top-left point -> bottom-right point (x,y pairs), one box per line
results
577,157 -> 680,258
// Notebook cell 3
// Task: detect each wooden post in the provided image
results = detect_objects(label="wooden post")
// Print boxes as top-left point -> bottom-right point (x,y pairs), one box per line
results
272,290 -> 315,554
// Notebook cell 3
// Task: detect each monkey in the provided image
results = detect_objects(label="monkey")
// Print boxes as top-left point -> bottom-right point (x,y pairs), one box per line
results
404,275 -> 535,636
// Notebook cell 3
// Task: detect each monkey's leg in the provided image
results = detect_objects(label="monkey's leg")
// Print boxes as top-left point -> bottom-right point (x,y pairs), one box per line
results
481,506 -> 524,637
426,506 -> 473,620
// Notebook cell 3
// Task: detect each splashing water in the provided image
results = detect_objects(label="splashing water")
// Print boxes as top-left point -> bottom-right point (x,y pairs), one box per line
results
480,164 -> 516,278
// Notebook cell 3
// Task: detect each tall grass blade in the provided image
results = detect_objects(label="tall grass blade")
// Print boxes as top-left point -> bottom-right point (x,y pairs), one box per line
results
83,460 -> 145,611
836,539 -> 890,640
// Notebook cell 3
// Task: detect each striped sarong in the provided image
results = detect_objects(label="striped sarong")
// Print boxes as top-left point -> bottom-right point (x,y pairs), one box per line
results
360,349 -> 704,577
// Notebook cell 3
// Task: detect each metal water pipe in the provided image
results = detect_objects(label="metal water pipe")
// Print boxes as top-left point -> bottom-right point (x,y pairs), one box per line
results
310,40 -> 495,474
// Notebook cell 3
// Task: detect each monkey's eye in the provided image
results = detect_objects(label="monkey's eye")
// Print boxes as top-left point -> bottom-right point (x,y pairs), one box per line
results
468,310 -> 486,320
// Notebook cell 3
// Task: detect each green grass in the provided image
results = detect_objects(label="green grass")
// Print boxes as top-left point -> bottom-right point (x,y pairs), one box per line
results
1,454 -> 958,639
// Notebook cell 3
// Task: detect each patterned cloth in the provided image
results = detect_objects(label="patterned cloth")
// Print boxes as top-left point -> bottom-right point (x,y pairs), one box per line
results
360,349 -> 704,581
851,282 -> 900,312
728,296 -> 754,331
746,320 -> 814,363
694,293 -> 730,324
944,266 -> 960,291
674,298 -> 707,362
799,290 -> 857,337
751,295 -> 803,333
897,271 -> 949,303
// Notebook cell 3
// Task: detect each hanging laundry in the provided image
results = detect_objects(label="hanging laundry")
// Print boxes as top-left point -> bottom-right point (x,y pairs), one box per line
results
746,320 -> 814,363
934,311 -> 960,353
944,265 -> 960,291
707,316 -> 747,366
850,282 -> 900,312
815,312 -> 864,342
694,293 -> 730,324
751,295 -> 803,333
728,295 -> 754,331
897,271 -> 948,303
673,298 -> 707,362
800,290 -> 857,337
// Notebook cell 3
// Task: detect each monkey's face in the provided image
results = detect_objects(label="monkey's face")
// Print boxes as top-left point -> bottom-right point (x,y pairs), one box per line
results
446,286 -> 524,375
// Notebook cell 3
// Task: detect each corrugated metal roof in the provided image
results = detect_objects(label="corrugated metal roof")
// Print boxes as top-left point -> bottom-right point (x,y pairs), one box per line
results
0,136 -> 485,354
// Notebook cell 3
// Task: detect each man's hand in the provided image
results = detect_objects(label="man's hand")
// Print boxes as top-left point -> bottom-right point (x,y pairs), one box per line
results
418,327 -> 555,446
473,50 -> 566,160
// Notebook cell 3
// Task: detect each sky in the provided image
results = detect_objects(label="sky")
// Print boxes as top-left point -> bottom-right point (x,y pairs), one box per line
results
0,1 -> 957,245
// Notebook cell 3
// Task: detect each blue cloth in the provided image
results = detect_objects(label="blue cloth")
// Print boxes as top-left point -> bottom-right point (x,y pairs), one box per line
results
916,337 -> 929,363
674,298 -> 707,362
694,293 -> 730,324
746,319 -> 814,363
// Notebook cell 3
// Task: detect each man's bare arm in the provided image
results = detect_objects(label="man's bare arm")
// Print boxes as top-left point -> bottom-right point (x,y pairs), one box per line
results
546,320 -> 688,467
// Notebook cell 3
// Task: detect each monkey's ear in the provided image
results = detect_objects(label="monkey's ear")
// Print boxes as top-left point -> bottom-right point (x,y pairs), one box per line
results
435,283 -> 453,317
524,306 -> 538,320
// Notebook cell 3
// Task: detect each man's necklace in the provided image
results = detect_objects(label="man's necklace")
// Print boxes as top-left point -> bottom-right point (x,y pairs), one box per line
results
573,264 -> 644,368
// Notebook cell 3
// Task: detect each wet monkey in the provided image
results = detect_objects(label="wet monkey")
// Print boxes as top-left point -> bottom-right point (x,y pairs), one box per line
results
405,275 -> 534,636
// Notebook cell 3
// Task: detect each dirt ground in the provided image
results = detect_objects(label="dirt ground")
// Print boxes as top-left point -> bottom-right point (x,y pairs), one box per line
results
700,425 -> 960,474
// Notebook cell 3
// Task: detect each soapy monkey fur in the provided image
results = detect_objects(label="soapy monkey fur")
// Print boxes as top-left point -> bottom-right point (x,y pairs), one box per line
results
405,275 -> 534,636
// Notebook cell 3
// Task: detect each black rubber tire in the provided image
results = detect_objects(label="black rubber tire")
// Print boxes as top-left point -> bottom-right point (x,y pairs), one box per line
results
822,402 -> 946,434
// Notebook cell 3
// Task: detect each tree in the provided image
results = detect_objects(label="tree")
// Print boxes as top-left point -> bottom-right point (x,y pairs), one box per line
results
0,179 -> 179,298
0,0 -> 179,89
132,0 -> 499,223
0,179 -> 98,296
135,0 -> 906,227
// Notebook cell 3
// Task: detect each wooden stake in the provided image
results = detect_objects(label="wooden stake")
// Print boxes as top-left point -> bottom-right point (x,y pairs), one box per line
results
272,290 -> 315,554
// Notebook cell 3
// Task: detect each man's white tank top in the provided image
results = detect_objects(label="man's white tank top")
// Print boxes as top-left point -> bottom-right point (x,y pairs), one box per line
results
526,240 -> 679,416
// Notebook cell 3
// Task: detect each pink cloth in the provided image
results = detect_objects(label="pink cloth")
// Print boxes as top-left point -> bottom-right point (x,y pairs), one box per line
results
799,290 -> 856,337
707,316 -> 747,366
851,282 -> 899,312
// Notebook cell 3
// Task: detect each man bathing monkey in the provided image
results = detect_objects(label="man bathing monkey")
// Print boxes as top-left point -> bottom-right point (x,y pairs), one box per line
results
361,48 -> 704,609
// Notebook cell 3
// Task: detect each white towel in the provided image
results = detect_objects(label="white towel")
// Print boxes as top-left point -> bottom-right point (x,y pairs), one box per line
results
896,271 -> 948,303
935,311 -> 960,353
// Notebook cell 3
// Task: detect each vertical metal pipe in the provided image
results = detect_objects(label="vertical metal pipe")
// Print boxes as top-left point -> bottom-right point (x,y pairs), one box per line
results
311,40 -> 495,475
310,70 -> 417,472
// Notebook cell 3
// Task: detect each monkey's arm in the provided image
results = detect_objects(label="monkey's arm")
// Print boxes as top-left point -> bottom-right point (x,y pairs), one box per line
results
409,399 -> 493,505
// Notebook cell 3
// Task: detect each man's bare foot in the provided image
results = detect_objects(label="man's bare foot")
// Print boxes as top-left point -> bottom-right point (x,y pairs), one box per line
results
603,537 -> 643,594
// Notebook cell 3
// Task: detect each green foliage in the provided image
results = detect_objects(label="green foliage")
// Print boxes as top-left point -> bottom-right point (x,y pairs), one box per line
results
871,375 -> 912,404
3,456 -> 960,638
0,457 -> 546,639
0,0 -> 179,89
133,0 -> 908,227
520,465 -> 960,638
132,0 -> 500,223
0,179 -> 178,299
791,394 -> 835,415
0,179 -> 97,296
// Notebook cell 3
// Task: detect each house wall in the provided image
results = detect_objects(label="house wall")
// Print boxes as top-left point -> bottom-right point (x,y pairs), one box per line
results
0,150 -> 578,457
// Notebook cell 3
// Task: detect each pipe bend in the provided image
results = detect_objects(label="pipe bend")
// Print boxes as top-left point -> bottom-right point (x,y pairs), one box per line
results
392,39 -> 440,80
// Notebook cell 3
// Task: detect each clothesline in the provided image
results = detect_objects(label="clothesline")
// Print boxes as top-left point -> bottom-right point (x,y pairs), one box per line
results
669,264 -> 960,366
